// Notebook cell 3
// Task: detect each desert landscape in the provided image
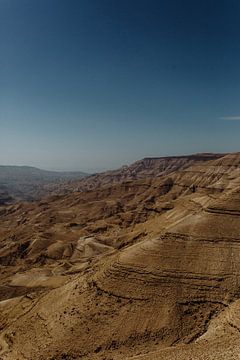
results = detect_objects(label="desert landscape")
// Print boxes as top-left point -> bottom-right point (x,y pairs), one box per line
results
2,0 -> 239,358
1,152 -> 240,359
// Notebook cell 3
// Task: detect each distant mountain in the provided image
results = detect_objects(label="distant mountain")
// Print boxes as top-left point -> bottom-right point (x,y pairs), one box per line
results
0,165 -> 88,202
65,153 -> 226,192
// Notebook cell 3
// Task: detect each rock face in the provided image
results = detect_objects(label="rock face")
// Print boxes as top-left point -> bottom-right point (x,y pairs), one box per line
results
1,153 -> 240,359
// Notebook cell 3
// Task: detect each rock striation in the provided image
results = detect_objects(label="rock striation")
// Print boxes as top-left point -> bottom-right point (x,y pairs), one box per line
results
1,153 -> 240,359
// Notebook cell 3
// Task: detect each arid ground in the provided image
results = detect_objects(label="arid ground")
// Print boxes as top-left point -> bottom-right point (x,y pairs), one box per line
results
1,153 -> 240,359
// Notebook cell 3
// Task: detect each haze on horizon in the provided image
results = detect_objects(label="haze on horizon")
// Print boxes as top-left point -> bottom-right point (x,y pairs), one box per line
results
1,0 -> 240,172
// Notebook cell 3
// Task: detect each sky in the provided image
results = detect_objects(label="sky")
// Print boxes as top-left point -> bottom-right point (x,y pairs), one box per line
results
1,0 -> 240,172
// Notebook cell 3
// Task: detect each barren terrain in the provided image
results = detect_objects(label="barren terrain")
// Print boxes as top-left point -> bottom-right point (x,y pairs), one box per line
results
1,153 -> 240,359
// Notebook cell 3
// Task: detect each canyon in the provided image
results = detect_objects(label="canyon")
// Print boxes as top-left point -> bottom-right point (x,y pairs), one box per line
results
0,153 -> 240,359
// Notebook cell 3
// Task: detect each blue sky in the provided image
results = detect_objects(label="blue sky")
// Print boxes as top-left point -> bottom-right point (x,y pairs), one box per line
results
1,0 -> 240,171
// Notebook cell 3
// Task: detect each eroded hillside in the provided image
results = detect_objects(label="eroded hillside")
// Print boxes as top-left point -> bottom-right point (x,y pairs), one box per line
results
1,153 -> 240,360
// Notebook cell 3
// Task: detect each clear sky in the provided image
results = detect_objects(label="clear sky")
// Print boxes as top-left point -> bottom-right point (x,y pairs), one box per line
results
1,0 -> 240,172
